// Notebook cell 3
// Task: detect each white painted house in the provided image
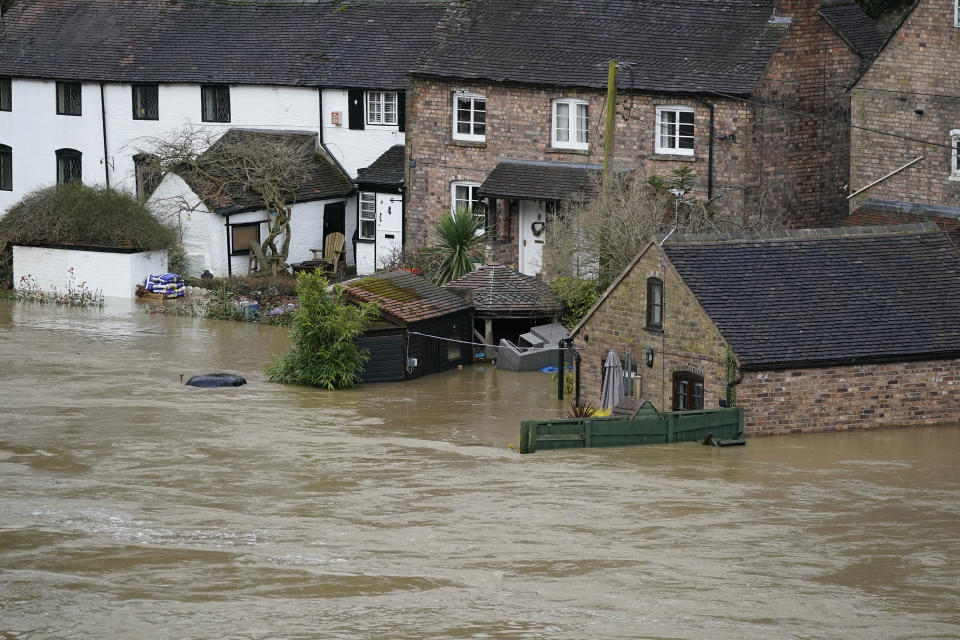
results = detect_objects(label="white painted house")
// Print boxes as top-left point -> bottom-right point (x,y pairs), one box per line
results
0,0 -> 448,273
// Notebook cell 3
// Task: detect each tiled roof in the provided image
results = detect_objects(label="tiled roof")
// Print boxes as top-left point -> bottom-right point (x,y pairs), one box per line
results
444,263 -> 560,318
662,224 -> 960,369
477,159 -> 602,201
356,145 -> 405,188
179,129 -> 354,214
342,270 -> 473,326
0,0 -> 446,88
415,0 -> 790,95
845,200 -> 960,246
819,2 -> 885,61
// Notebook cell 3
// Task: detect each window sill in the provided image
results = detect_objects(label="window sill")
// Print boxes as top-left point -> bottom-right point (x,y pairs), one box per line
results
547,146 -> 590,156
645,326 -> 663,333
950,174 -> 960,182
449,138 -> 487,148
651,153 -> 696,163
357,237 -> 376,243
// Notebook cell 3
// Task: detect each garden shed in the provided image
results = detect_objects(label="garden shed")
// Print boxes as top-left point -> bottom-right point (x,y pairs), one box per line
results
443,262 -> 561,348
572,223 -> 960,436
341,270 -> 474,383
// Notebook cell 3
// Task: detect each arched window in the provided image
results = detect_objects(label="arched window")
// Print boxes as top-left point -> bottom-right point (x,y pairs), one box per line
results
0,144 -> 11,191
673,371 -> 704,411
133,153 -> 161,199
56,148 -> 82,184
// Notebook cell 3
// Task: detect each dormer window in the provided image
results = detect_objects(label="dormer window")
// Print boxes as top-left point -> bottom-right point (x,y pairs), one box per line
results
552,99 -> 588,150
453,92 -> 486,142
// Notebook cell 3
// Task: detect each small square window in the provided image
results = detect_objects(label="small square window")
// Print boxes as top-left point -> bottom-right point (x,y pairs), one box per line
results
646,277 -> 663,329
231,223 -> 260,255
56,148 -> 82,184
359,192 -> 376,240
132,84 -> 159,120
0,77 -> 11,112
0,144 -> 11,191
552,99 -> 588,150
57,82 -> 82,116
673,372 -> 704,410
453,93 -> 486,142
366,91 -> 398,126
201,84 -> 230,123
656,106 -> 695,156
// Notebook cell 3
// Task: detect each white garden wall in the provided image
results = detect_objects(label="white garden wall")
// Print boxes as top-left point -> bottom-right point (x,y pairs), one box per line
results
13,245 -> 168,298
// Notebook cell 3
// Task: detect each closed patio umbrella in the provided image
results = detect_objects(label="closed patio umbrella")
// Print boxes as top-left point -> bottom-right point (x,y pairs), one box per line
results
600,349 -> 624,410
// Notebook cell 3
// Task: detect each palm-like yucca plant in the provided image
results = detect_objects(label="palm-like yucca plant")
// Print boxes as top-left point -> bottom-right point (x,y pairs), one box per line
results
428,208 -> 488,285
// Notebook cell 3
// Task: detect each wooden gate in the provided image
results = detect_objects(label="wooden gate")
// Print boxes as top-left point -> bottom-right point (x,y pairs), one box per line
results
518,407 -> 744,454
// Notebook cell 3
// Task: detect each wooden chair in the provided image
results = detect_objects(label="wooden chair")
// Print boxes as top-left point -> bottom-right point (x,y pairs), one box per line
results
311,232 -> 345,277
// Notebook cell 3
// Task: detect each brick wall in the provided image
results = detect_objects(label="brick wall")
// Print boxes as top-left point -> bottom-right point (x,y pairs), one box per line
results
850,0 -> 960,211
738,359 -> 960,436
751,0 -> 862,228
571,244 -> 731,411
405,77 -> 755,266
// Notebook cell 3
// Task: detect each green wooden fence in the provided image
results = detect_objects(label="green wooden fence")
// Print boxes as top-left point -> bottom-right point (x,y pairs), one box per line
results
518,407 -> 744,454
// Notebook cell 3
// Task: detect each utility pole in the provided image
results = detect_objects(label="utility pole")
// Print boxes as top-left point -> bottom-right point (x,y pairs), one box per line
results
602,60 -> 618,192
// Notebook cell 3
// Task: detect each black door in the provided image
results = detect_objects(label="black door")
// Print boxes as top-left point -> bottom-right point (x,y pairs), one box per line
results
323,201 -> 346,243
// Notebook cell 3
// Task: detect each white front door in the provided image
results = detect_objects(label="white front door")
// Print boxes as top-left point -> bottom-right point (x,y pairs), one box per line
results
519,199 -> 546,275
375,194 -> 403,270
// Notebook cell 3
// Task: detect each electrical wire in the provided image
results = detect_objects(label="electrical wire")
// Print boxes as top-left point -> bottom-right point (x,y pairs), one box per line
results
406,329 -> 565,351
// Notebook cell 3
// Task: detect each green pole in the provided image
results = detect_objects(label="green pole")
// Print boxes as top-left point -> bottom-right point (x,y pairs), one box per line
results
602,60 -> 618,191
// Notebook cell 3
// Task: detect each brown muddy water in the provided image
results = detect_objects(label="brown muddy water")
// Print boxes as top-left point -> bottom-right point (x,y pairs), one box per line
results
0,299 -> 958,640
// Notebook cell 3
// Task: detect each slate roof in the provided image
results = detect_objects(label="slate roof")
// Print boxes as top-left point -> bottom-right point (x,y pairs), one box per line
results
477,159 -> 603,201
356,145 -> 405,188
415,0 -> 791,95
444,263 -> 561,318
342,270 -> 473,326
0,0 -> 446,88
179,129 -> 354,215
819,2 -> 886,62
660,224 -> 960,369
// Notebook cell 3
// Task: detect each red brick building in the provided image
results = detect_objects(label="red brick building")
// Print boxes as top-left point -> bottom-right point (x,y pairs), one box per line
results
571,224 -> 960,436
405,0 -> 881,275
848,0 -> 960,225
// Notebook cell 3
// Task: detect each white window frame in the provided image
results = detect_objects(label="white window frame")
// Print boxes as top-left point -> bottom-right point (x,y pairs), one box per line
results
451,181 -> 486,233
955,0 -> 959,27
365,90 -> 398,126
951,129 -> 960,181
552,98 -> 589,150
452,92 -> 486,142
656,105 -> 695,156
359,192 -> 376,239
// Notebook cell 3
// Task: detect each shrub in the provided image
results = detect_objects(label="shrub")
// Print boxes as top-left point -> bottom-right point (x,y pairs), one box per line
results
551,276 -> 601,329
266,271 -> 380,389
0,182 -> 176,251
426,209 -> 487,285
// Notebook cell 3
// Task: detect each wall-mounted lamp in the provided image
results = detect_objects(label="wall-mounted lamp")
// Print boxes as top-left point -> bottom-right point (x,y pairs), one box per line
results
716,133 -> 737,143
645,347 -> 655,368
914,109 -> 924,116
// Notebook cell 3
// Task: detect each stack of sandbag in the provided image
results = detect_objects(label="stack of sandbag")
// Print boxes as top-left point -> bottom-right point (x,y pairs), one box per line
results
144,273 -> 186,298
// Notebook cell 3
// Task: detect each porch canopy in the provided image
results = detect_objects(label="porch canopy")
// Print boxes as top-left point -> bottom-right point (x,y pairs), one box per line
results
476,158 -> 603,202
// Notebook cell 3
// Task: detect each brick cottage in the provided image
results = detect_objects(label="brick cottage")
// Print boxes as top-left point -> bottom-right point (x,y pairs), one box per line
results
405,0 -> 882,276
571,224 -> 960,436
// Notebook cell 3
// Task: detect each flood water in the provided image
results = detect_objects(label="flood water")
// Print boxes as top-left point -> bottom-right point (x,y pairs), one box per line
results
1,299 -> 958,639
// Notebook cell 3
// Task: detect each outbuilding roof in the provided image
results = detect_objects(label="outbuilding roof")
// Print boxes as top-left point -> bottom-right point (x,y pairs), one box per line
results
661,224 -> 960,369
415,0 -> 792,95
444,263 -> 560,318
178,129 -> 354,215
0,0 -> 446,88
477,159 -> 602,201
342,270 -> 473,326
